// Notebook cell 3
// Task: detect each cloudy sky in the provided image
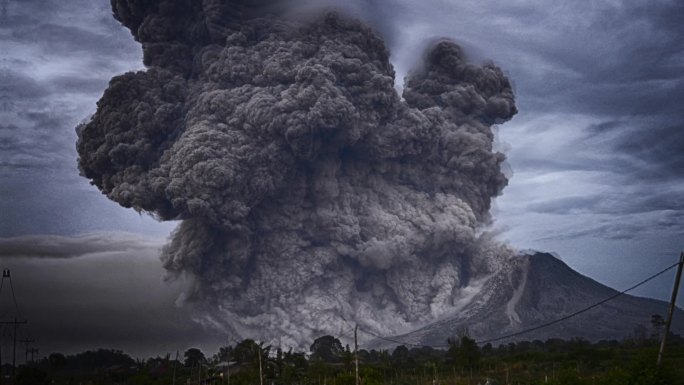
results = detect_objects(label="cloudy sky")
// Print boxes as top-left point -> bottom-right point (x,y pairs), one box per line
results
1,0 -> 683,357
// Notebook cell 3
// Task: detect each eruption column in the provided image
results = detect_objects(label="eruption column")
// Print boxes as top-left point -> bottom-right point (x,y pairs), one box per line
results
77,0 -> 517,347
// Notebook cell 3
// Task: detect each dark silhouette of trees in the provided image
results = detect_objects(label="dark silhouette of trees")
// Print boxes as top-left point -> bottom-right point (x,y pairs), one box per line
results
183,347 -> 206,367
213,345 -> 234,364
48,353 -> 67,369
310,335 -> 344,363
448,335 -> 480,370
14,332 -> 684,385
15,366 -> 49,385
651,314 -> 666,340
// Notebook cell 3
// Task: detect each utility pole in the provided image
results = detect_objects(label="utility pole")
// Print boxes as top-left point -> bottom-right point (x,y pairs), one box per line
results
226,358 -> 230,385
19,338 -> 34,364
258,345 -> 263,385
27,348 -> 38,363
354,325 -> 360,385
0,317 -> 27,377
657,251 -> 684,367
172,350 -> 178,385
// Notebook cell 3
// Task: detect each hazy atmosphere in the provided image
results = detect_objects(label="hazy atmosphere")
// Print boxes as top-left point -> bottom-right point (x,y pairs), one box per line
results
0,0 -> 683,358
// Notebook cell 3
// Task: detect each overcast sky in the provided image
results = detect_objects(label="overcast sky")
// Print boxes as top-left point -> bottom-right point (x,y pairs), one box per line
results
0,0 -> 682,358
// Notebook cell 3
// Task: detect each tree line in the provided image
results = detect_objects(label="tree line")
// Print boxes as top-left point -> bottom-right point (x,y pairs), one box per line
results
12,328 -> 684,385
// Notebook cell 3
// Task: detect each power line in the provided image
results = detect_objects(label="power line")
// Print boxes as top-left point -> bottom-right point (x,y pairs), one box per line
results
7,274 -> 23,319
358,327 -> 440,348
356,260 -> 681,349
339,326 -> 355,339
0,269 -> 23,320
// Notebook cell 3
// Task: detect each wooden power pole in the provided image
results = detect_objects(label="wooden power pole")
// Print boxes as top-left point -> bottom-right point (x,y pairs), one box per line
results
27,348 -> 38,363
657,251 -> 684,367
19,338 -> 34,364
258,346 -> 263,385
172,350 -> 178,385
0,317 -> 27,377
354,325 -> 360,385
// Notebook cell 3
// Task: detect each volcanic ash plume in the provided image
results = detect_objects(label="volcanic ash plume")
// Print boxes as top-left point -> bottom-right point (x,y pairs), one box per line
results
77,0 -> 517,347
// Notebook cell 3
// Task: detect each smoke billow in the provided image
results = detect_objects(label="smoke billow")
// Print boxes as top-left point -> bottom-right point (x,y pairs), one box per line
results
77,0 -> 517,347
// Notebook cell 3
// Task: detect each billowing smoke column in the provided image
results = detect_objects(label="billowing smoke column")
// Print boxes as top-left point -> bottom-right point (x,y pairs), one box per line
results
77,0 -> 517,347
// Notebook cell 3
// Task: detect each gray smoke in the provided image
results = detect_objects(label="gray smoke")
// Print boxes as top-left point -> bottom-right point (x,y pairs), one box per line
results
77,0 -> 517,347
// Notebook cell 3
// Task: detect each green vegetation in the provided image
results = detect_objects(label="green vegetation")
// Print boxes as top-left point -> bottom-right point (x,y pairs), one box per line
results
9,333 -> 684,385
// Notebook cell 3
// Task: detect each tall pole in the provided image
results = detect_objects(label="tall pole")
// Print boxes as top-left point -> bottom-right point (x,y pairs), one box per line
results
12,317 -> 16,376
0,318 -> 27,378
657,252 -> 684,366
172,350 -> 178,385
28,348 -> 38,363
258,345 -> 263,385
354,325 -> 359,385
1,270 -> 7,385
20,338 -> 34,364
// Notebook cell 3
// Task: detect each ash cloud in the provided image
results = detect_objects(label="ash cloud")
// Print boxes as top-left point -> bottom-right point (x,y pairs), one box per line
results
77,0 -> 516,347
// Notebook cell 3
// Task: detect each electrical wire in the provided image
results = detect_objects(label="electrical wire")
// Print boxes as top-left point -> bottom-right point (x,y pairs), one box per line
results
358,327 -> 439,348
8,275 -> 23,319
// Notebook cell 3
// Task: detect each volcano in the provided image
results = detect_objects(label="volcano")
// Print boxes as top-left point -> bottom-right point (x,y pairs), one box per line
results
369,252 -> 683,347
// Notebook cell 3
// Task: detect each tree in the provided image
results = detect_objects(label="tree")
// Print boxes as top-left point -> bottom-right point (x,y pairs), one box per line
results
233,339 -> 272,385
68,349 -> 135,369
651,314 -> 666,341
184,348 -> 206,367
15,367 -> 49,385
481,343 -> 493,355
234,339 -> 269,366
447,335 -> 480,370
213,345 -> 234,364
310,335 -> 344,363
391,345 -> 410,364
630,324 -> 649,346
48,353 -> 67,368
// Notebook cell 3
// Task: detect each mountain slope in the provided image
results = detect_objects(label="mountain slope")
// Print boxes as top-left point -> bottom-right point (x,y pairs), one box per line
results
370,252 -> 683,347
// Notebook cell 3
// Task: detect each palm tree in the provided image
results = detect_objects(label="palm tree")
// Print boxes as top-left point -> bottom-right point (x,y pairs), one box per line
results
234,339 -> 273,385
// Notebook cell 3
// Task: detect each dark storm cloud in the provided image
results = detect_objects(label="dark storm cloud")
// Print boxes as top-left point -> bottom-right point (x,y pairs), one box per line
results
77,0 -> 517,347
0,69 -> 43,100
526,196 -> 603,215
613,122 -> 684,181
0,233 -> 162,258
9,23 -> 137,57
535,210 -> 684,242
424,2 -> 684,228
527,190 -> 684,217
0,0 -> 153,236
1,108 -> 80,173
48,75 -> 113,95
1,0 -> 180,239
0,8 -> 135,175
513,1 -> 684,185
0,175 -> 176,237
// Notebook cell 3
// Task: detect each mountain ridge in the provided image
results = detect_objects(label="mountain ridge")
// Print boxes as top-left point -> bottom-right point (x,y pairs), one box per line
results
368,252 -> 683,348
